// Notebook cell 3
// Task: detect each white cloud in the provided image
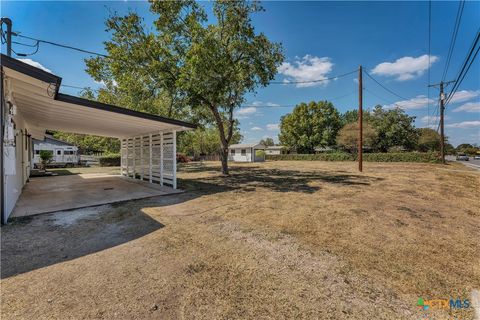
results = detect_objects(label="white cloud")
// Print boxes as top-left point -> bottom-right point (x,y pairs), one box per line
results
420,115 -> 450,128
448,90 -> 480,104
452,101 -> 480,113
446,121 -> 480,129
95,79 -> 118,87
251,127 -> 263,131
234,106 -> 258,119
236,107 -> 257,115
266,123 -> 279,131
384,95 -> 434,110
18,59 -> 52,73
371,54 -> 438,81
278,55 -> 333,88
250,101 -> 280,107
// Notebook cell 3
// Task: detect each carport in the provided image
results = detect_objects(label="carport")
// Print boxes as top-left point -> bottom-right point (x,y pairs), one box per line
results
1,54 -> 196,222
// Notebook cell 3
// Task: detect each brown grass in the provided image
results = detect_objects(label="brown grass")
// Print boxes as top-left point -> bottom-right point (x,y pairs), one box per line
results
1,161 -> 478,319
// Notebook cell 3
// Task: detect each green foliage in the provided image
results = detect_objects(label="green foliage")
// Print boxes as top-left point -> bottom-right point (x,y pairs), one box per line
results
416,128 -> 441,152
255,150 -> 266,157
266,152 -> 440,163
336,122 -> 377,151
362,152 -> 440,163
369,105 -> 418,152
178,125 -> 242,158
259,137 -> 275,146
39,150 -> 53,163
279,101 -> 342,154
51,131 -> 120,154
456,143 -> 479,155
86,1 -> 284,174
99,154 -> 121,167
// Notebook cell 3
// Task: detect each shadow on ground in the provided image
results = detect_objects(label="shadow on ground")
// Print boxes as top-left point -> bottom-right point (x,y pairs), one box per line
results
1,179 -> 231,279
180,162 -> 383,194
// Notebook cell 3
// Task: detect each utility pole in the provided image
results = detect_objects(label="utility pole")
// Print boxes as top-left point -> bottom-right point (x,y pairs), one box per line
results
358,65 -> 363,172
0,18 -> 12,57
439,82 -> 445,164
429,80 -> 455,164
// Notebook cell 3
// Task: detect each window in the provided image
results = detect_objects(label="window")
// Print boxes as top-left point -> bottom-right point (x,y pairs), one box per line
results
230,149 -> 235,155
57,150 -> 62,155
241,149 -> 246,156
64,150 -> 76,155
35,150 -> 40,155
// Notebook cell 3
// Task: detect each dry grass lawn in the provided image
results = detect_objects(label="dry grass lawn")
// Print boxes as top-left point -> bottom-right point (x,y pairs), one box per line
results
1,161 -> 479,319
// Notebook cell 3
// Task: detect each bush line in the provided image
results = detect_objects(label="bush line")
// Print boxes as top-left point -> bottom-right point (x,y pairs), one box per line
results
266,152 -> 440,163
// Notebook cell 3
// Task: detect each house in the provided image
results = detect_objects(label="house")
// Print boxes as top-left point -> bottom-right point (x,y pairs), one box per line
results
314,146 -> 334,153
33,135 -> 79,168
1,54 -> 196,223
265,145 -> 287,155
228,143 -> 265,162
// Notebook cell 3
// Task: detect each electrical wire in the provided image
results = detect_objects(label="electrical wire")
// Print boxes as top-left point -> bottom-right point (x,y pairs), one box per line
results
14,32 -> 357,86
442,0 -> 465,82
14,33 -> 109,58
239,90 -> 357,109
444,29 -> 480,106
269,70 -> 357,85
363,70 -> 425,105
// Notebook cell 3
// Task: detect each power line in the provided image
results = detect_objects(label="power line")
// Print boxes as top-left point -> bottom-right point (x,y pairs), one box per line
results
240,91 -> 357,109
269,70 -> 357,84
445,29 -> 480,106
13,32 -> 356,86
363,70 -> 425,105
13,33 -> 109,58
442,0 -> 465,82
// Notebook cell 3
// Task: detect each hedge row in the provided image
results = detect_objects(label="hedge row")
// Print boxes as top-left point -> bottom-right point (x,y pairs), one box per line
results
266,152 -> 440,163
99,154 -> 121,166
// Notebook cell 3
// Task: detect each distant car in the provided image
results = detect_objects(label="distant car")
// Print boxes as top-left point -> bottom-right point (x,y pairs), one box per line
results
474,155 -> 480,160
456,154 -> 469,161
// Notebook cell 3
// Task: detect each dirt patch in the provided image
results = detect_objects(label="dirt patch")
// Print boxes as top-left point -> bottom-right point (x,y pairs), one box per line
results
1,161 -> 478,319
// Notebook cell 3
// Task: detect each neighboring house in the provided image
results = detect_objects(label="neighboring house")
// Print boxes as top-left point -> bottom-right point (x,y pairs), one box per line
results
33,135 -> 79,168
265,145 -> 287,155
228,143 -> 265,162
314,146 -> 334,153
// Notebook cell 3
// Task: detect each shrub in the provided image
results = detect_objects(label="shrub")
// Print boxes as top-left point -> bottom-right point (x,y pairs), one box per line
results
266,152 -> 354,161
99,154 -> 121,166
266,152 -> 440,163
176,153 -> 190,163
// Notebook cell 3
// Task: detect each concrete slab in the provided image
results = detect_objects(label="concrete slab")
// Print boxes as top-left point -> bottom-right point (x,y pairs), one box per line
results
11,174 -> 182,218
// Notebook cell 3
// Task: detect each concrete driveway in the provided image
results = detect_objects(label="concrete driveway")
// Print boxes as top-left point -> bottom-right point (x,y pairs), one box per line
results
11,173 -> 182,218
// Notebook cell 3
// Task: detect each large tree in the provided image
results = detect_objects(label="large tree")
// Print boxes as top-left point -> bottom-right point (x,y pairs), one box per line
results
86,1 -> 283,174
178,124 -> 242,159
370,105 -> 418,152
337,122 -> 377,152
279,101 -> 342,154
416,128 -> 442,152
259,137 -> 275,146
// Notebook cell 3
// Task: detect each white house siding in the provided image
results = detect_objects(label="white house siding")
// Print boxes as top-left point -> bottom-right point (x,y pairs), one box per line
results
265,149 -> 281,155
228,148 -> 253,162
3,109 -> 32,220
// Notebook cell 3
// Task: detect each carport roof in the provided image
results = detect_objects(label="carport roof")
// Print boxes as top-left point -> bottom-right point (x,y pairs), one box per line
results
1,54 -> 196,139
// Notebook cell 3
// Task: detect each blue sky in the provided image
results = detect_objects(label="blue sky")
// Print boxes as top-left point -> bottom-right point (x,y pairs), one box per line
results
2,1 -> 479,146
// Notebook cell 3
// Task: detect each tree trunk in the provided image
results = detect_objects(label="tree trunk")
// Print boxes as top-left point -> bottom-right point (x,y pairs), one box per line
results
220,145 -> 229,175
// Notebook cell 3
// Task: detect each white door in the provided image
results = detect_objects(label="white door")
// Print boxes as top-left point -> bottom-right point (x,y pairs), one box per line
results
54,148 -> 63,163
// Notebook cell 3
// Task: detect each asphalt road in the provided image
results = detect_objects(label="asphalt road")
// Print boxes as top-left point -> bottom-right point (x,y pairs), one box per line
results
446,155 -> 480,170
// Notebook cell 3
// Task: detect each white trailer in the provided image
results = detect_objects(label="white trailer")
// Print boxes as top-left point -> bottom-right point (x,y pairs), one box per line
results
33,135 -> 79,168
